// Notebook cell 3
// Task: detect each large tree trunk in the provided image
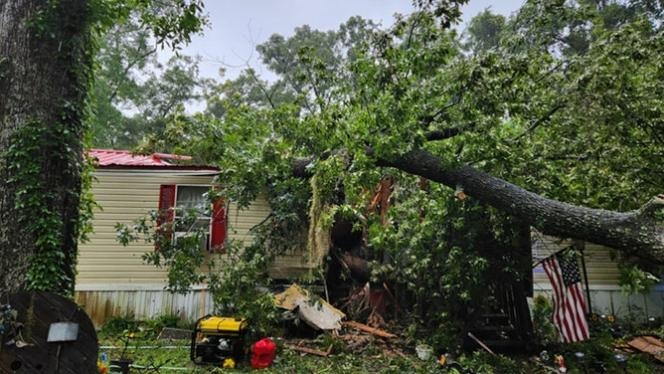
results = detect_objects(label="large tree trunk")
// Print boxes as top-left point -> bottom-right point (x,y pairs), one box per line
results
377,149 -> 664,264
0,0 -> 90,295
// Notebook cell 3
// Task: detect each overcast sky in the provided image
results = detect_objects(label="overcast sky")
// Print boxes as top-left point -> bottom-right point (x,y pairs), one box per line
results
167,1 -> 525,82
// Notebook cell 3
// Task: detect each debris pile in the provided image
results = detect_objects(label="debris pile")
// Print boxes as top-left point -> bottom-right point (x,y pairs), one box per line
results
274,283 -> 405,359
275,284 -> 345,331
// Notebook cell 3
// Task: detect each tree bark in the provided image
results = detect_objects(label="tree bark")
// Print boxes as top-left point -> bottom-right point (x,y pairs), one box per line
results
377,149 -> 664,264
0,0 -> 90,295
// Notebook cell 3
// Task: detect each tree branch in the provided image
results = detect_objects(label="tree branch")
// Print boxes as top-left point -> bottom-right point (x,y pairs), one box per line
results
639,194 -> 664,218
376,148 -> 664,264
108,47 -> 158,103
292,146 -> 664,263
512,103 -> 565,142
247,68 -> 276,110
425,125 -> 471,140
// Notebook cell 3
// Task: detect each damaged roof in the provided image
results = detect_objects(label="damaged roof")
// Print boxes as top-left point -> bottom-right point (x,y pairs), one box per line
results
88,149 -> 219,170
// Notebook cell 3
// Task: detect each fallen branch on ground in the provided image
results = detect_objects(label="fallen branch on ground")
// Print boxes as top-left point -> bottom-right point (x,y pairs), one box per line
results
342,321 -> 397,339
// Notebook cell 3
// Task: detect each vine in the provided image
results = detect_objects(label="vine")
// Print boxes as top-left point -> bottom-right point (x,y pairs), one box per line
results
6,121 -> 80,293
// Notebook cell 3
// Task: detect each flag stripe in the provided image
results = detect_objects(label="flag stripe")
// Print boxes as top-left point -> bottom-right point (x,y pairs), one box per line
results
552,258 -> 576,342
541,252 -> 590,343
554,262 -> 579,342
570,285 -> 589,339
543,258 -> 568,341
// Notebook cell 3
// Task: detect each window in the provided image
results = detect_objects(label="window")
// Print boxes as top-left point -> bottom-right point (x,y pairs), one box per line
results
158,184 -> 226,252
174,186 -> 212,251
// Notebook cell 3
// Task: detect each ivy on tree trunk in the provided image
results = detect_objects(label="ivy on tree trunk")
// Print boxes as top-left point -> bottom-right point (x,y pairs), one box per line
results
0,0 -> 92,295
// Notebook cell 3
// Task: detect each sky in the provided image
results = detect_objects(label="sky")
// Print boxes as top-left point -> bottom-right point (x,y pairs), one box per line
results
165,0 -> 525,82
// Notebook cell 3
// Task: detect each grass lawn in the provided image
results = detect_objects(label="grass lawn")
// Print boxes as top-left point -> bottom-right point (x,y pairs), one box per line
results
98,336 -> 443,373
98,333 -> 664,373
96,315 -> 664,373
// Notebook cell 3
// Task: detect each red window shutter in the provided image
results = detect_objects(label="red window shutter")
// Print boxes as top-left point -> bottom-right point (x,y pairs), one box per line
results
210,198 -> 227,253
156,184 -> 176,250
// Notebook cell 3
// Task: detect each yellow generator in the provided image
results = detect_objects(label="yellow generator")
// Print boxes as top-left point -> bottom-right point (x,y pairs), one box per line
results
190,315 -> 248,366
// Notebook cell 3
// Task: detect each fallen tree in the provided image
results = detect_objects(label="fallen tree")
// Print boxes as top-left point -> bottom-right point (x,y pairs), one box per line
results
378,149 -> 664,264
294,150 -> 664,264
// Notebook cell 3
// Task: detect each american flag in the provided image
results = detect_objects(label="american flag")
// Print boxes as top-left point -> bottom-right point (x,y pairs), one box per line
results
542,251 -> 590,343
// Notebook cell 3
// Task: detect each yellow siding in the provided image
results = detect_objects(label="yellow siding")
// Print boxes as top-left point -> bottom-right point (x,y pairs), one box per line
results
532,232 -> 621,288
76,168 -> 310,288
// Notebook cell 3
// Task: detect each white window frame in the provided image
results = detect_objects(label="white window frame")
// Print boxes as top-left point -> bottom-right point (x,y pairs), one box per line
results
173,184 -> 214,250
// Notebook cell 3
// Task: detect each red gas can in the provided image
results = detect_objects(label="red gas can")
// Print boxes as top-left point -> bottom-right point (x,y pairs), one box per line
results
250,338 -> 277,369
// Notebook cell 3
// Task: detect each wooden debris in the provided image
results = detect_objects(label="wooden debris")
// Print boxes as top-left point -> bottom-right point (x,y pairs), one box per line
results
614,342 -> 637,353
342,321 -> 397,339
627,336 -> 664,363
368,175 -> 394,226
467,332 -> 496,355
286,344 -> 333,357
275,284 -> 345,330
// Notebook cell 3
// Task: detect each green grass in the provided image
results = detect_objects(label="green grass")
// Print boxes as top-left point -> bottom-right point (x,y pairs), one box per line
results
97,315 -> 663,373
98,336 -> 440,373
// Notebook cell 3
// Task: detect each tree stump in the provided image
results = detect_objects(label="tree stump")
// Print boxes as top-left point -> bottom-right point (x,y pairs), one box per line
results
0,292 -> 98,373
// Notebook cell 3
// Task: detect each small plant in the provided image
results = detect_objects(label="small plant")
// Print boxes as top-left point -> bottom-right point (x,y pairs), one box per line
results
99,316 -> 139,339
619,264 -> 659,294
532,294 -> 557,346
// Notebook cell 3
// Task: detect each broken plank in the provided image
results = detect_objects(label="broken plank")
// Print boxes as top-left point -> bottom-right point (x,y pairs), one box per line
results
467,332 -> 496,356
627,336 -> 664,363
342,321 -> 397,339
642,336 -> 664,349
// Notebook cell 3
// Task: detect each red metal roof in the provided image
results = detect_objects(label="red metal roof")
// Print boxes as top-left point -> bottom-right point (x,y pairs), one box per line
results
88,149 -> 217,170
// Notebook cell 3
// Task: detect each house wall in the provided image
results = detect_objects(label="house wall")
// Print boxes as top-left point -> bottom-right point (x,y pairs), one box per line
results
75,168 -> 310,326
531,232 -> 664,319
77,171 -> 661,326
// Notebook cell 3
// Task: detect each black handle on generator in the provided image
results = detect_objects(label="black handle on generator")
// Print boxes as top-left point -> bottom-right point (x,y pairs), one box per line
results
190,314 -> 212,362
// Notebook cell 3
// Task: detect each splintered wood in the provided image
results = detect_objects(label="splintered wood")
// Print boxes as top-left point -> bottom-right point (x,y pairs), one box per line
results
342,321 -> 397,339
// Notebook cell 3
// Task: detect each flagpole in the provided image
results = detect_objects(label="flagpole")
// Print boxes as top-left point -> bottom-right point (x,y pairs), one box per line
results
532,246 -> 569,268
579,244 -> 592,315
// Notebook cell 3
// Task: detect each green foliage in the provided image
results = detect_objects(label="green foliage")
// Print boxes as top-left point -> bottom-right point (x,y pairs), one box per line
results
117,205 -> 278,340
619,264 -> 660,294
89,17 -> 205,149
6,120 -> 84,293
463,8 -> 506,53
370,184 -> 527,350
558,339 -> 625,373
83,0 -> 208,149
78,155 -> 99,244
98,332 -> 449,373
531,295 -> 557,346
99,314 -> 191,341
457,351 -> 524,373
207,245 -> 279,339
90,0 -> 207,48
99,315 -> 141,338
